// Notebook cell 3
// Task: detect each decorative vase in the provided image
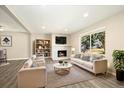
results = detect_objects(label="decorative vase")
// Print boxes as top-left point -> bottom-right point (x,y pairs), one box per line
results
64,61 -> 68,66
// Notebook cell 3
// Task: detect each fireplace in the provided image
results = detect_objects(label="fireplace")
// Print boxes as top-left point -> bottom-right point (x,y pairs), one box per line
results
58,50 -> 67,57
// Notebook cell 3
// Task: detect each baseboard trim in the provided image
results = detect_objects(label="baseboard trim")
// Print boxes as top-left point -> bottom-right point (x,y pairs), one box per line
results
7,58 -> 29,61
108,70 -> 116,76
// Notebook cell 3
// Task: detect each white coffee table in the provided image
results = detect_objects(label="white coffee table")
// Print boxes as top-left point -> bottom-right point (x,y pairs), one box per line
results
53,63 -> 72,75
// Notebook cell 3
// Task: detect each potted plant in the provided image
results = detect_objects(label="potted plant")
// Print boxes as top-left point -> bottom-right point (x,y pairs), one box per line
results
59,60 -> 63,65
112,50 -> 124,81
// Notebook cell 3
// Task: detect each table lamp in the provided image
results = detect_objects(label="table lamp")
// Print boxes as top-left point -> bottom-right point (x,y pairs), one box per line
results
71,48 -> 75,54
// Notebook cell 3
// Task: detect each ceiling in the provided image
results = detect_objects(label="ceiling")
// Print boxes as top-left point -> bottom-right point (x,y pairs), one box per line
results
1,5 -> 124,34
0,6 -> 27,32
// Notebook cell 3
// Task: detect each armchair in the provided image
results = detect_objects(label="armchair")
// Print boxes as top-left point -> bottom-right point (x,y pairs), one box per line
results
17,59 -> 47,88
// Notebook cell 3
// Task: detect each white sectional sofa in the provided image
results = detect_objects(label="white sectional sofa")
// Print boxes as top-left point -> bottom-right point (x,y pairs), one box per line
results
70,54 -> 107,75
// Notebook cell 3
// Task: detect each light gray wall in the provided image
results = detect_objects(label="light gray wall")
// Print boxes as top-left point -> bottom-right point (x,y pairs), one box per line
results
0,32 -> 30,60
0,32 -> 51,60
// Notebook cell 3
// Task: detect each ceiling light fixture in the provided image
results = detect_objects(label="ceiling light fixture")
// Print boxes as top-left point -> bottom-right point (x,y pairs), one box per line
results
41,26 -> 46,29
83,12 -> 89,18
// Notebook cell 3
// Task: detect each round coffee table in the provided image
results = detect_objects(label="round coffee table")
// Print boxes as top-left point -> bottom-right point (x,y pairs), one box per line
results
53,63 -> 72,75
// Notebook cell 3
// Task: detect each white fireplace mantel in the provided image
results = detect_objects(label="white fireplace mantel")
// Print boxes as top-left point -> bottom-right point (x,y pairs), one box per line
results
53,45 -> 71,47
51,34 -> 71,60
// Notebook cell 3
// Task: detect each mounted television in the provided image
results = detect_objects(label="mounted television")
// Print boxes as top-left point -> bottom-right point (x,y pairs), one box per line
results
55,36 -> 67,44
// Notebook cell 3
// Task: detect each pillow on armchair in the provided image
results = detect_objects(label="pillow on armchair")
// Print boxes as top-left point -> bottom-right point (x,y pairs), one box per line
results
23,59 -> 33,68
31,63 -> 37,67
31,62 -> 43,67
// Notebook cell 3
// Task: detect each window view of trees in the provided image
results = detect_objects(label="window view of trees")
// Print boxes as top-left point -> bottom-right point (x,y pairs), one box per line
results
91,31 -> 105,54
81,31 -> 105,54
81,35 -> 90,52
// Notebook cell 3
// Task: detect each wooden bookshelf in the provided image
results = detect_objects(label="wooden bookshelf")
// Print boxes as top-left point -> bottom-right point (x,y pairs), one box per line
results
33,39 -> 51,58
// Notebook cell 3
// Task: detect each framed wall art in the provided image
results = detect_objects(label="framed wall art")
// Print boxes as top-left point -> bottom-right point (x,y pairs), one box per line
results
0,35 -> 12,47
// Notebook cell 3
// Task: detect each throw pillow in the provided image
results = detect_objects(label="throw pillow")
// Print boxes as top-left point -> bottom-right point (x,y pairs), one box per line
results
90,54 -> 105,61
23,58 -> 33,68
23,62 -> 29,68
31,63 -> 37,67
81,56 -> 90,61
74,54 -> 81,58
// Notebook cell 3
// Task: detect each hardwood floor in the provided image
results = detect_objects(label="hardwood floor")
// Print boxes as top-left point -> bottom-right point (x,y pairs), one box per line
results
0,59 -> 124,88
0,60 -> 26,88
62,75 -> 124,88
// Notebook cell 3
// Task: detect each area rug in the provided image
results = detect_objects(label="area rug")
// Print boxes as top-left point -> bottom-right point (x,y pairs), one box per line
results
46,62 -> 96,88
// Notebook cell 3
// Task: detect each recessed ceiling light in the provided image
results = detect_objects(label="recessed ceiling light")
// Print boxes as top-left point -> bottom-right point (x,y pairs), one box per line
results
83,13 -> 88,18
64,28 -> 68,31
41,26 -> 46,29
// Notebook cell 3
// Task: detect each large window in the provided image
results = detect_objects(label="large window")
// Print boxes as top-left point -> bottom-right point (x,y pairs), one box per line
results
81,31 -> 105,54
81,35 -> 90,52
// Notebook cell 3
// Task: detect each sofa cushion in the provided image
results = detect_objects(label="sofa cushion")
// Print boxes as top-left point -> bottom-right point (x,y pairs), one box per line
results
90,54 -> 105,61
81,55 -> 90,61
71,58 -> 84,64
24,59 -> 33,68
82,62 -> 93,69
74,54 -> 81,58
71,57 -> 93,69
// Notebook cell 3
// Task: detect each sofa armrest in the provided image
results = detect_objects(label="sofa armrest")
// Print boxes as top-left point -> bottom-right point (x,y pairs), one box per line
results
18,66 -> 47,88
93,59 -> 107,74
19,66 -> 46,72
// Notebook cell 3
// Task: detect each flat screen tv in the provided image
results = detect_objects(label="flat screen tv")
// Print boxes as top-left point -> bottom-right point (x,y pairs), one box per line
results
55,36 -> 66,44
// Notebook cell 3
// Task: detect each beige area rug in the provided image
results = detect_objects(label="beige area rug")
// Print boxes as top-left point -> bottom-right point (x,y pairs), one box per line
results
46,62 -> 96,88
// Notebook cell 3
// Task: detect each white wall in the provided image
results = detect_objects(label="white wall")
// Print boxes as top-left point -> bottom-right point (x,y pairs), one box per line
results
0,31 -> 74,60
0,6 -> 31,60
32,34 -> 51,40
71,11 -> 124,74
0,32 -> 30,60
0,32 -> 52,60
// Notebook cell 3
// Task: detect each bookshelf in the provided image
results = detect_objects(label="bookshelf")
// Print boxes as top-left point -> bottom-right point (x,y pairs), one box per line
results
33,39 -> 51,58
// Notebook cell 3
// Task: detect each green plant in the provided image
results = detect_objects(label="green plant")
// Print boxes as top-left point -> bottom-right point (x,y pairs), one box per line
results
64,61 -> 68,64
59,60 -> 63,64
112,50 -> 124,71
